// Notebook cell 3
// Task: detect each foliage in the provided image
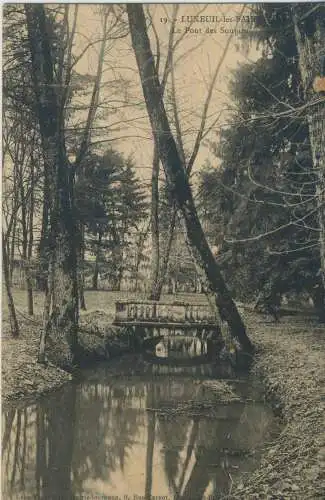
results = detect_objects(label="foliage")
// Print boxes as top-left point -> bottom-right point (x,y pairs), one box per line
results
198,3 -> 322,304
75,149 -> 149,288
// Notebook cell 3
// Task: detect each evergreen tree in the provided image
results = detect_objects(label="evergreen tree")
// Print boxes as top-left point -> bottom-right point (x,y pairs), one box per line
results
198,3 -> 324,319
75,149 -> 148,290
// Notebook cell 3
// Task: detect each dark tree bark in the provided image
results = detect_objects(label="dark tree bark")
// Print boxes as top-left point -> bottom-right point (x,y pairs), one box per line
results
18,153 -> 34,315
78,224 -> 86,310
310,282 -> 325,322
134,220 -> 150,292
127,5 -> 253,353
27,166 -> 34,316
149,145 -> 161,300
9,217 -> 17,284
3,233 -> 19,337
25,5 -> 79,370
37,161 -> 51,292
153,205 -> 177,299
92,231 -> 102,290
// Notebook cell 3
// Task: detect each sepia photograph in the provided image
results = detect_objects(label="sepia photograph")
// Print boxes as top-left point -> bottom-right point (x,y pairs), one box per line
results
2,2 -> 325,498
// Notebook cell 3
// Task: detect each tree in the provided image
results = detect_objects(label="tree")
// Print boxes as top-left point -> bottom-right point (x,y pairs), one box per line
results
76,149 -> 148,291
17,4 -> 127,366
2,5 -> 47,321
197,3 -> 324,319
2,234 -> 20,337
24,4 -> 79,369
145,5 -> 241,300
127,4 -> 253,354
292,4 -> 325,290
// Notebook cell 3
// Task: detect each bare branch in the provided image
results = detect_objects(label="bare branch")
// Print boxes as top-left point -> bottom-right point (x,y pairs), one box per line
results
187,5 -> 246,174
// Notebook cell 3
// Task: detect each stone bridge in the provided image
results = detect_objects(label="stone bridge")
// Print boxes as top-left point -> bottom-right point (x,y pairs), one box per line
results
113,300 -> 221,339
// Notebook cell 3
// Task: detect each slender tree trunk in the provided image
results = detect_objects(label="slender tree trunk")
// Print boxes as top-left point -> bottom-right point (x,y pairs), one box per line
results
26,266 -> 34,316
78,224 -> 86,310
20,157 -> 35,316
3,233 -> 19,337
149,145 -> 160,299
92,231 -> 102,290
293,6 -> 325,291
127,5 -> 253,353
117,263 -> 123,291
27,174 -> 34,315
38,256 -> 54,364
154,205 -> 177,299
37,160 -> 51,292
134,221 -> 150,292
310,282 -> 325,322
9,217 -> 17,283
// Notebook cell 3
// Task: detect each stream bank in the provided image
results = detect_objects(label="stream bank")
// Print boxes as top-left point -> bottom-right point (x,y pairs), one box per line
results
230,310 -> 325,499
1,310 -> 129,407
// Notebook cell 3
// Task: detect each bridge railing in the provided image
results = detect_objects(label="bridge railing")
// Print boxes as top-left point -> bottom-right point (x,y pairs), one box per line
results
114,300 -> 216,325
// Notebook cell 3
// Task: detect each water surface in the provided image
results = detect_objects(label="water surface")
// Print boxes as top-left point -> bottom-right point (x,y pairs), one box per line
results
2,352 -> 279,499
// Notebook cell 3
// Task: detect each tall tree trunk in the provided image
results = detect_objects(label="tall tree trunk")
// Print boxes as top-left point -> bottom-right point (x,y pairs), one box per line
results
37,166 -> 50,292
27,165 -> 35,315
9,217 -> 17,283
3,233 -> 19,337
38,256 -> 54,364
149,145 -> 160,299
92,231 -> 102,290
25,5 -> 79,370
117,262 -> 123,291
293,6 -> 325,292
19,157 -> 34,316
127,5 -> 253,353
310,282 -> 325,322
78,224 -> 86,310
154,205 -> 177,299
134,220 -> 150,292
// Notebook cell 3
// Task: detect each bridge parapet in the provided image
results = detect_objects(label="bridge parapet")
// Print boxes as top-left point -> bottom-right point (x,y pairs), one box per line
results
114,300 -> 216,326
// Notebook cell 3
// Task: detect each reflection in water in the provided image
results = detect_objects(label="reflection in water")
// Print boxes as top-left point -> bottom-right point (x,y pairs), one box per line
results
2,356 -> 279,499
155,337 -> 207,359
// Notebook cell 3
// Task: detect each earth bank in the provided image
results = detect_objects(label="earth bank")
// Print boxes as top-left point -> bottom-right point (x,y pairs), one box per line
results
230,311 -> 325,499
1,310 -> 129,407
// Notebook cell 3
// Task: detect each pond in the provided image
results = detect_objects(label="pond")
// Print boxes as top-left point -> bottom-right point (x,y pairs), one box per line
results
2,348 -> 280,499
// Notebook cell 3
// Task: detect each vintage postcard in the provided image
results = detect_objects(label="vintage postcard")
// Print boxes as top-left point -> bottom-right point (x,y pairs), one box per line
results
2,2 -> 325,499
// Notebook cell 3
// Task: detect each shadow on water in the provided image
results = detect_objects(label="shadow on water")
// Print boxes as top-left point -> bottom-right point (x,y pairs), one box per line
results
2,339 -> 280,499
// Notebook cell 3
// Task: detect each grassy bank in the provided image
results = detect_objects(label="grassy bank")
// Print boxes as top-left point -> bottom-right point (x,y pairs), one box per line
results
1,290 -> 137,406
